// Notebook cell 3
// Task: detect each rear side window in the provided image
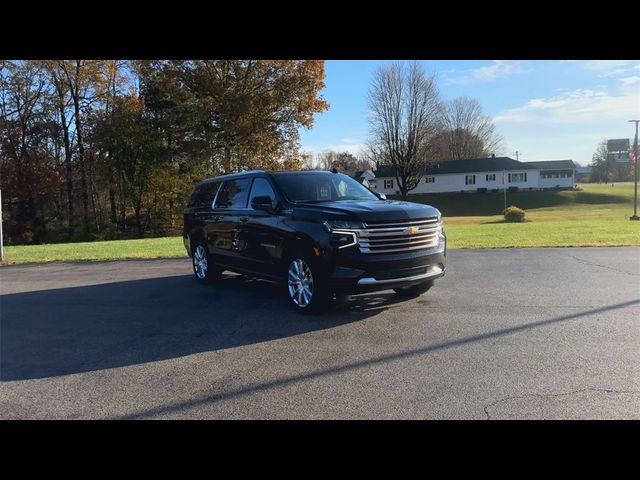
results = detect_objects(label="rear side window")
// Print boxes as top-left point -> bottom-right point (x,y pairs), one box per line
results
215,178 -> 250,209
188,181 -> 220,209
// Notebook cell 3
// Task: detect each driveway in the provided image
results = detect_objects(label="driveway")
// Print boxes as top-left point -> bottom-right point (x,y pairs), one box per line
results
1,247 -> 639,419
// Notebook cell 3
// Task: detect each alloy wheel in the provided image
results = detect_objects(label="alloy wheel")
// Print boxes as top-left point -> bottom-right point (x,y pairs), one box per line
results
288,259 -> 314,308
193,245 -> 208,279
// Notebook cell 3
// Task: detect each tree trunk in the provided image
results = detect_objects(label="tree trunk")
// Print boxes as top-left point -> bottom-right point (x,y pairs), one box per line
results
54,81 -> 75,236
133,203 -> 143,237
73,92 -> 90,234
109,186 -> 117,225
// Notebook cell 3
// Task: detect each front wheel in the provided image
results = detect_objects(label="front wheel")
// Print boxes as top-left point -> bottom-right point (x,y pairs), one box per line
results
393,280 -> 433,297
286,256 -> 332,314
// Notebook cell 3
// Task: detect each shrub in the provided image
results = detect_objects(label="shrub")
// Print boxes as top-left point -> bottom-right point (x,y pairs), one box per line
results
503,205 -> 526,223
508,186 -> 519,192
477,187 -> 488,193
491,188 -> 499,193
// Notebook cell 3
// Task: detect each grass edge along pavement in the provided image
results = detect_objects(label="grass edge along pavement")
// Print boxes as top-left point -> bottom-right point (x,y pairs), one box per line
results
2,183 -> 639,264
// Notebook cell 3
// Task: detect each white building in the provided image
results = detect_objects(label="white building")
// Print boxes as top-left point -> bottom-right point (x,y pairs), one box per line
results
353,169 -> 376,189
372,157 -> 575,195
523,160 -> 576,189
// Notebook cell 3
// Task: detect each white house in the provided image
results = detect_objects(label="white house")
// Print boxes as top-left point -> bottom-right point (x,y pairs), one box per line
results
523,160 -> 576,189
353,169 -> 377,189
373,157 -> 576,195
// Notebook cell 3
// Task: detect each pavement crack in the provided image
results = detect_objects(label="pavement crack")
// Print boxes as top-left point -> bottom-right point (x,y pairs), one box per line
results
483,388 -> 640,420
564,253 -> 640,277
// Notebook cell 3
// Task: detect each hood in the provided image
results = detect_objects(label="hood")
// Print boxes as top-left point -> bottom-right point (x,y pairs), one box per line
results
292,199 -> 440,224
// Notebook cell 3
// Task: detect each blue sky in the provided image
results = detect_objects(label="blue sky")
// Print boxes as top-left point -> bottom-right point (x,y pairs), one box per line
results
300,60 -> 640,166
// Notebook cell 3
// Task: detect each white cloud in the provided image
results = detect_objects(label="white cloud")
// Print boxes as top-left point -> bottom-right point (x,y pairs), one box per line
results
619,76 -> 640,87
301,142 -> 366,156
577,60 -> 640,77
446,60 -> 530,85
494,88 -> 640,124
495,86 -> 640,164
339,137 -> 362,144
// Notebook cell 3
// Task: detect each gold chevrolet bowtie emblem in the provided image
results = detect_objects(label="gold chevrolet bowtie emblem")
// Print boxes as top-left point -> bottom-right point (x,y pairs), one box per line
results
405,226 -> 420,234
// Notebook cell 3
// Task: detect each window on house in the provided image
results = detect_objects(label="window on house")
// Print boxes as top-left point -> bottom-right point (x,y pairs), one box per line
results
486,174 -> 496,181
465,175 -> 476,185
425,176 -> 435,183
384,179 -> 394,189
508,172 -> 527,183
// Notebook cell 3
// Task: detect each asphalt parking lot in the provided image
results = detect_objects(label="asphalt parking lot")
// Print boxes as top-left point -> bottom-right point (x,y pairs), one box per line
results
1,247 -> 639,419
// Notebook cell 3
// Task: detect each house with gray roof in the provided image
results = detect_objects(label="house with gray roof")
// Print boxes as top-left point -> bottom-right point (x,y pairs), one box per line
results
373,157 -> 576,195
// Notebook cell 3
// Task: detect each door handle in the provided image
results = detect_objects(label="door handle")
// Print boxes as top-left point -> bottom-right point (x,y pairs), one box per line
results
214,215 -> 223,222
239,216 -> 249,222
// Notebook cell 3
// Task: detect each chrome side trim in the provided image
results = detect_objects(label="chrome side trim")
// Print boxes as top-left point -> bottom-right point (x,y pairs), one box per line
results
357,266 -> 444,285
210,182 -> 224,209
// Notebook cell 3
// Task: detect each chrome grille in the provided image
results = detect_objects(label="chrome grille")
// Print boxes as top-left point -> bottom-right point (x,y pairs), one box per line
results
358,217 -> 441,254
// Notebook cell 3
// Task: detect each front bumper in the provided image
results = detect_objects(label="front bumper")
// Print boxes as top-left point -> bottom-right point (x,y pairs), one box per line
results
328,247 -> 446,294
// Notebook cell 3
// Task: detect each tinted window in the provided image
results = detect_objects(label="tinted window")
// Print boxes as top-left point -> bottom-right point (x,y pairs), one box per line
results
189,181 -> 220,208
273,172 -> 378,203
248,177 -> 276,208
188,185 -> 202,207
215,178 -> 250,209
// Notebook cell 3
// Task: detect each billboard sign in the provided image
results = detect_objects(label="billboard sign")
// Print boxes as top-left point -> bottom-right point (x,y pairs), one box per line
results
607,138 -> 630,152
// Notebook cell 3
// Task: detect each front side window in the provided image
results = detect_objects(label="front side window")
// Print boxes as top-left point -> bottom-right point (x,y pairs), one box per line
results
215,178 -> 250,209
248,177 -> 276,208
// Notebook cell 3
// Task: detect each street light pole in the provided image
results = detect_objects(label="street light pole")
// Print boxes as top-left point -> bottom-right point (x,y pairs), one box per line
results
630,120 -> 640,221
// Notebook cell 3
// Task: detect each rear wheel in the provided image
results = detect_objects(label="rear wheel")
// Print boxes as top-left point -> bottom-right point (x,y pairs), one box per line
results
286,255 -> 332,314
393,280 -> 433,297
192,241 -> 222,284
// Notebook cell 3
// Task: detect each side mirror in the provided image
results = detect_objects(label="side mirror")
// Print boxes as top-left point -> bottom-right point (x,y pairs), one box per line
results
251,195 -> 275,212
376,192 -> 387,200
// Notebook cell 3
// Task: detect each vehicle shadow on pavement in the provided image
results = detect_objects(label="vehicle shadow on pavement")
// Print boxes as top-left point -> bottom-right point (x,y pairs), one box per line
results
0,273 -> 409,381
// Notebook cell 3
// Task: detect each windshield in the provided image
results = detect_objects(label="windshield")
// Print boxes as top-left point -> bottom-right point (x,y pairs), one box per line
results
273,172 -> 379,203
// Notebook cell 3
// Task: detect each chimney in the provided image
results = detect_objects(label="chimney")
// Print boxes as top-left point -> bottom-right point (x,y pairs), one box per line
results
491,154 -> 496,158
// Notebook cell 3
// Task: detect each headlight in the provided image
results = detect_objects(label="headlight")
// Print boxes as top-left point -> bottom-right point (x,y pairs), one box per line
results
436,228 -> 446,253
321,220 -> 364,232
322,220 -> 361,249
434,208 -> 442,224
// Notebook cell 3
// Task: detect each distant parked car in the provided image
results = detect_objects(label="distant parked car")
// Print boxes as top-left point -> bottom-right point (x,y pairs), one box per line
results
183,170 -> 446,313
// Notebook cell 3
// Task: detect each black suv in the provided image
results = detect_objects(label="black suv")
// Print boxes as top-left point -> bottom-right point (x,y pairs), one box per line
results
183,170 -> 446,313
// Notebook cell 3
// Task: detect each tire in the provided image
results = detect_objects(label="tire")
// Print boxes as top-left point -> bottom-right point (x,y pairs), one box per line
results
285,254 -> 332,314
393,280 -> 433,297
191,240 -> 222,285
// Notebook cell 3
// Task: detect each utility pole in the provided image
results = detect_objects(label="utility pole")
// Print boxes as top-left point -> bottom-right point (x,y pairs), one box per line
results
0,187 -> 3,261
503,169 -> 507,212
630,120 -> 640,221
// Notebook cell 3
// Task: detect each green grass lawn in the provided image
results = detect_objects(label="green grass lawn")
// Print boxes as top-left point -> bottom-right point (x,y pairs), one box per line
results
2,236 -> 186,264
2,183 -> 639,264
407,182 -> 639,248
